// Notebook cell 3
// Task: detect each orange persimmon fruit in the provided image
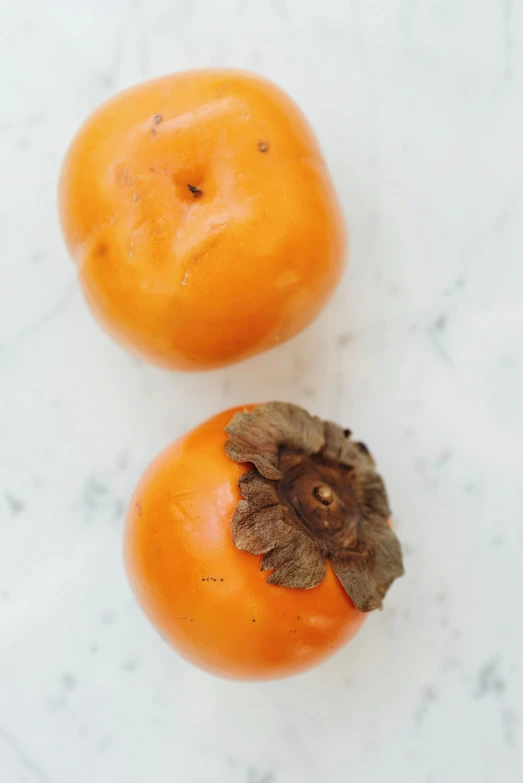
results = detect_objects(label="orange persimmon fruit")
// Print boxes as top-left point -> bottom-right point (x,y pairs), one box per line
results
59,69 -> 347,370
125,403 -> 403,680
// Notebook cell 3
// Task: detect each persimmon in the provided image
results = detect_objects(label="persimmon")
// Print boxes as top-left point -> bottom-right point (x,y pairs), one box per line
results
125,403 -> 403,680
59,69 -> 347,370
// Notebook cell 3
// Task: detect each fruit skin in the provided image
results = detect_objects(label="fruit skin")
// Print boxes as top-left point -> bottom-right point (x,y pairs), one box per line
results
125,407 -> 365,680
59,69 -> 347,371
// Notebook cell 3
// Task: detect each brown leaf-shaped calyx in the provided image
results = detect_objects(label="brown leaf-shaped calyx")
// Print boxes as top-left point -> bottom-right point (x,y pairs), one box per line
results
225,402 -> 404,612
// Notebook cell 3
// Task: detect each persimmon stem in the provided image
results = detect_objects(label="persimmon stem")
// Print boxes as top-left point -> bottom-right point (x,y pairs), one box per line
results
225,402 -> 405,612
314,485 -> 334,505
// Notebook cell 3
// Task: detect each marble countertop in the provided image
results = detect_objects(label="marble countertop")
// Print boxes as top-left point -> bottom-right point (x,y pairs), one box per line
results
1,2 -> 522,781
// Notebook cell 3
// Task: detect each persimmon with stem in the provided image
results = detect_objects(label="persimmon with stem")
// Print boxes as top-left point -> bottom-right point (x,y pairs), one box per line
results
125,403 -> 403,680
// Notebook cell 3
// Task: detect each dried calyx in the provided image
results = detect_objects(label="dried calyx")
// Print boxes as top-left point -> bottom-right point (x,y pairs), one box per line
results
225,402 -> 404,612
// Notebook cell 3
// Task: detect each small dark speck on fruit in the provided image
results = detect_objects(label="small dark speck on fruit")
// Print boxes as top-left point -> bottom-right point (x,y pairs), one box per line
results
252,619 -> 256,622
258,140 -> 269,152
187,184 -> 202,198
220,578 -> 224,581
96,241 -> 109,258
153,114 -> 163,125
150,128 -> 157,138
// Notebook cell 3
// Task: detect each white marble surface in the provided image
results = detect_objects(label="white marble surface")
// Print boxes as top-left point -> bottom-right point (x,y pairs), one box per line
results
1,1 -> 523,781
